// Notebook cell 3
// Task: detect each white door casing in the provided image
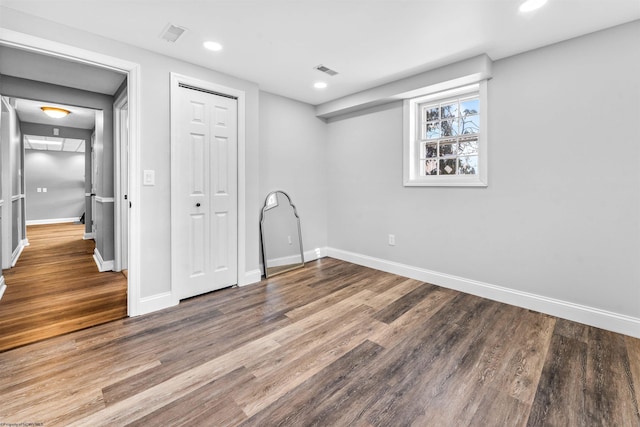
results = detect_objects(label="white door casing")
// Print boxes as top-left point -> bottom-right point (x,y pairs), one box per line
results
173,84 -> 238,299
114,90 -> 129,272
90,132 -> 97,237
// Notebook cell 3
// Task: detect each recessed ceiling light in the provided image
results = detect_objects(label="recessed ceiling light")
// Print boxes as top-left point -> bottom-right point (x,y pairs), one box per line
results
519,0 -> 547,12
314,82 -> 328,89
41,107 -> 70,118
203,41 -> 223,51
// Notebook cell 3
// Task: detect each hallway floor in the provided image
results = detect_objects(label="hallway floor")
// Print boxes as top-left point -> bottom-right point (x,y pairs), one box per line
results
0,223 -> 127,352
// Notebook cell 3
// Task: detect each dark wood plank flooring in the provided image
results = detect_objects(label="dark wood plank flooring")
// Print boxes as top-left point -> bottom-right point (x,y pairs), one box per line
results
0,223 -> 128,352
0,257 -> 637,426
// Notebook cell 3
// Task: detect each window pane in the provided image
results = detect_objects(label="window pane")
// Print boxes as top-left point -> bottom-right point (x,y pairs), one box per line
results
425,159 -> 438,175
441,119 -> 458,137
460,115 -> 479,135
425,106 -> 439,122
424,143 -> 437,158
460,98 -> 480,116
439,141 -> 457,157
426,122 -> 440,139
459,156 -> 478,175
458,137 -> 478,155
439,158 -> 457,175
441,102 -> 458,119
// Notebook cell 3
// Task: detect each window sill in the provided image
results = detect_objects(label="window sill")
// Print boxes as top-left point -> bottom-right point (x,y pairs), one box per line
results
403,175 -> 488,187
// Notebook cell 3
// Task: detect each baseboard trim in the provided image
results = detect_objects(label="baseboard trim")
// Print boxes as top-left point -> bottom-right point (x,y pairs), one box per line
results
83,232 -> 95,240
11,240 -> 28,267
136,292 -> 177,316
26,217 -> 80,225
0,276 -> 6,301
305,247 -> 328,263
93,248 -> 114,272
239,269 -> 262,287
327,247 -> 640,339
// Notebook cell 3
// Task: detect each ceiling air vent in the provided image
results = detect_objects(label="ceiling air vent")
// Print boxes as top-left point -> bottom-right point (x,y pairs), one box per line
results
314,64 -> 339,76
160,23 -> 186,43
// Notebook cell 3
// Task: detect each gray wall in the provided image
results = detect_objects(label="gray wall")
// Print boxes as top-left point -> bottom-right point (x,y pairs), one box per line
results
24,150 -> 85,221
326,21 -> 640,318
21,122 -> 92,226
259,92 -> 328,258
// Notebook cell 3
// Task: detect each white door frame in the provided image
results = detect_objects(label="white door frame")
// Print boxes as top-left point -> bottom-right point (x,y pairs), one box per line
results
170,72 -> 247,306
113,89 -> 128,272
0,28 -> 143,316
0,97 -> 11,270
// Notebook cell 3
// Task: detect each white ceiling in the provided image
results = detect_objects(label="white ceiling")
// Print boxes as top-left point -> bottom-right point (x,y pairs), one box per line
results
14,98 -> 96,129
1,1 -> 639,105
24,135 -> 85,153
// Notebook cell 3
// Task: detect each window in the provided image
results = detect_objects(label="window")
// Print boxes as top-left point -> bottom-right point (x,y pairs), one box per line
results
404,82 -> 487,186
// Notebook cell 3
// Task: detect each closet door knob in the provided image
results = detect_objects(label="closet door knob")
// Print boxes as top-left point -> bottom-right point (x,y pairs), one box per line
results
196,203 -> 201,207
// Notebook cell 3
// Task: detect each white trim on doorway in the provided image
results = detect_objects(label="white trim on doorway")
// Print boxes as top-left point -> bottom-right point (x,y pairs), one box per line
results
0,28 -> 143,316
113,89 -> 128,273
169,72 -> 248,305
0,275 -> 6,301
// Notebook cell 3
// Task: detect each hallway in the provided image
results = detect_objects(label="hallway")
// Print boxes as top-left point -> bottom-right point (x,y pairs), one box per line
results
0,223 -> 127,352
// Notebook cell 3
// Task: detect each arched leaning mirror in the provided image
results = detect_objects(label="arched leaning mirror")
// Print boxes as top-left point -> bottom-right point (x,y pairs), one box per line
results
260,191 -> 304,278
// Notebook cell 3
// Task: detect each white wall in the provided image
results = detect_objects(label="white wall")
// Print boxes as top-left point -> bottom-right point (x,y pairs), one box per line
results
259,92 -> 328,260
0,7 -> 261,301
326,21 -> 640,332
24,150 -> 85,222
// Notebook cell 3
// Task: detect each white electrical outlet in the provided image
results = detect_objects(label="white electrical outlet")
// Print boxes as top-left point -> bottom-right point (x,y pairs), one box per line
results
42,188 -> 47,192
287,235 -> 292,245
388,234 -> 396,246
37,188 -> 41,193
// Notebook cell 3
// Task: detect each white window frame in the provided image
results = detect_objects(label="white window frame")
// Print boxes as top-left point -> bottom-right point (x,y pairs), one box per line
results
403,81 -> 488,187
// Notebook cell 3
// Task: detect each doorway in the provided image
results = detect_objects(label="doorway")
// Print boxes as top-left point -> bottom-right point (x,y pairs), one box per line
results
0,32 -> 141,317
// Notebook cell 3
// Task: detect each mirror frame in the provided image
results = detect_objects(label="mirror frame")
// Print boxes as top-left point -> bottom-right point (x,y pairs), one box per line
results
260,190 -> 305,278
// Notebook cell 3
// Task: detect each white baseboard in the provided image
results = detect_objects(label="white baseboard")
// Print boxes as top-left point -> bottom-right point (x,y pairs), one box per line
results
327,247 -> 640,339
26,217 -> 80,225
83,232 -> 95,240
136,292 -> 177,316
305,247 -> 328,262
0,276 -> 6,301
239,269 -> 262,287
93,248 -> 114,272
11,239 -> 28,267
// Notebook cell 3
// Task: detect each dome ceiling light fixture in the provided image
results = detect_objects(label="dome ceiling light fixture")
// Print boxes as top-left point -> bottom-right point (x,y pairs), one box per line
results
41,106 -> 71,118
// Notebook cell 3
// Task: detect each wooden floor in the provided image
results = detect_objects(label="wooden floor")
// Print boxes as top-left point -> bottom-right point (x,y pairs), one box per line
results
0,223 -> 128,352
0,258 -> 638,426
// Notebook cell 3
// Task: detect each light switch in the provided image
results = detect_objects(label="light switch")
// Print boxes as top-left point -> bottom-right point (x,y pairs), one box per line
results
143,170 -> 155,186
43,188 -> 47,192
37,188 -> 41,192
